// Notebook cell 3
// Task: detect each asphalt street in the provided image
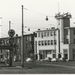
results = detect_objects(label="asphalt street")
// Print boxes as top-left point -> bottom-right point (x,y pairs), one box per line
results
0,61 -> 75,74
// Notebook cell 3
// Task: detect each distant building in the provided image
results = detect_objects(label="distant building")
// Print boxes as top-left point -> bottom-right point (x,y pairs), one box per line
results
34,12 -> 75,61
0,33 -> 35,62
34,28 -> 59,60
1,12 -> 75,62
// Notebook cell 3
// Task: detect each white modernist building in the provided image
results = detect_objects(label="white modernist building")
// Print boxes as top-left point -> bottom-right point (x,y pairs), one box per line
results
34,12 -> 75,61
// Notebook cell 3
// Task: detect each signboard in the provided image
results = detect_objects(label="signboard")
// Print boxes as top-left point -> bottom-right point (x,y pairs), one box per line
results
8,29 -> 15,37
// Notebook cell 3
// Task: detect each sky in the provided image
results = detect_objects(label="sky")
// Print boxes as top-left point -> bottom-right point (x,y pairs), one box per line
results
0,0 -> 75,37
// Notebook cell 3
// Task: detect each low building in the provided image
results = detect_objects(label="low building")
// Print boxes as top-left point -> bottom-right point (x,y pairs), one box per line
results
0,33 -> 35,62
34,28 -> 59,60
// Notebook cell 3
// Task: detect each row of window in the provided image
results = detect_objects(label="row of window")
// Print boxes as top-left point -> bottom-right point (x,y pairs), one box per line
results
64,39 -> 75,44
38,31 -> 56,37
26,36 -> 32,41
37,29 -> 75,38
64,29 -> 75,35
65,29 -> 75,35
37,40 -> 57,46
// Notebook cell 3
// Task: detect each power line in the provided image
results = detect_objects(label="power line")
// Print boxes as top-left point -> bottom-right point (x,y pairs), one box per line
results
23,8 -> 54,18
24,8 -> 75,19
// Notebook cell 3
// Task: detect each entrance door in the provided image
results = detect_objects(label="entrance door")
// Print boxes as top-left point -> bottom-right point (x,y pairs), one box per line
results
73,49 -> 75,60
63,49 -> 68,59
64,54 -> 68,59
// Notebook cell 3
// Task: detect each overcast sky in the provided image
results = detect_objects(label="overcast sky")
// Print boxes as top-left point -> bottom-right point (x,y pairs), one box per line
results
0,0 -> 75,37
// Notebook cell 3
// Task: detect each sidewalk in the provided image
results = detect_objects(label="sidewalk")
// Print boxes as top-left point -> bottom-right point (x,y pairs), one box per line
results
36,61 -> 75,68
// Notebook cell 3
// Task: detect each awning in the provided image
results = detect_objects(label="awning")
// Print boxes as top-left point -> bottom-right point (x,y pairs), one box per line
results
0,45 -> 17,49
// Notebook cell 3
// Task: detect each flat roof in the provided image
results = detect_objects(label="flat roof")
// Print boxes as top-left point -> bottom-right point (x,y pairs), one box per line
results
36,28 -> 59,32
64,27 -> 75,29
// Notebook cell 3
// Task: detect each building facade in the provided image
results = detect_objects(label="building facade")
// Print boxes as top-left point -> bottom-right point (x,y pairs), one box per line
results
34,12 -> 75,61
34,28 -> 59,60
0,33 -> 35,62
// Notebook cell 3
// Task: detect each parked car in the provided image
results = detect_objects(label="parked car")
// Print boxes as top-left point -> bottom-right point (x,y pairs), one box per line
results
51,58 -> 57,62
40,57 -> 51,62
58,58 -> 66,62
26,58 -> 34,62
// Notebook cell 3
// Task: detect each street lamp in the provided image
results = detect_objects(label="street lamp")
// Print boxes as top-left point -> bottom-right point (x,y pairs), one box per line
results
45,16 -> 49,21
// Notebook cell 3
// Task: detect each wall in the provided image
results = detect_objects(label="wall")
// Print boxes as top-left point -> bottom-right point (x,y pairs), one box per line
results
34,29 -> 60,60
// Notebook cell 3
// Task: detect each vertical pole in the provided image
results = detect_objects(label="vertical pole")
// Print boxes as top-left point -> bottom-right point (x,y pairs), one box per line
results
58,2 -> 59,13
58,29 -> 60,56
21,5 -> 24,67
54,31 -> 56,58
9,21 -> 12,66
9,21 -> 11,30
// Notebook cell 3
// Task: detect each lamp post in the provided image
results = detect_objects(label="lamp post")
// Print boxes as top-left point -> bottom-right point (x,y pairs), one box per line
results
21,5 -> 24,67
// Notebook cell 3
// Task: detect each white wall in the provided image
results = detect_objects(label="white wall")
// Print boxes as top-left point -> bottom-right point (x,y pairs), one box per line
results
34,29 -> 59,60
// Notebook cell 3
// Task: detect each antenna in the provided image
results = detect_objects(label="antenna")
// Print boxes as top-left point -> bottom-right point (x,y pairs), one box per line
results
58,2 -> 59,13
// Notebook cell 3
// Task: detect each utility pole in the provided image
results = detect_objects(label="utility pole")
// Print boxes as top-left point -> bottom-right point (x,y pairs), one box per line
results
58,2 -> 59,13
9,20 -> 12,66
54,31 -> 56,58
21,5 -> 24,67
9,21 -> 11,30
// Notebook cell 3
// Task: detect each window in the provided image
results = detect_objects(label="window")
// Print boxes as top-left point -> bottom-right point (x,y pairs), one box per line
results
48,40 -> 50,45
44,31 -> 46,37
51,31 -> 53,36
54,40 -> 57,45
38,41 -> 41,46
41,41 -> 44,45
51,40 -> 53,45
38,32 -> 40,37
64,49 -> 68,54
73,49 -> 75,54
64,54 -> 68,59
53,50 -> 56,58
1,55 -> 3,58
41,32 -> 43,38
47,31 -> 49,36
53,54 -> 56,58
74,39 -> 75,44
29,36 -> 31,41
63,49 -> 68,59
73,30 -> 75,35
66,39 -> 69,44
26,37 -> 29,41
73,49 -> 75,59
54,31 -> 56,36
45,40 -> 47,45
65,29 -> 68,35
53,50 -> 56,54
